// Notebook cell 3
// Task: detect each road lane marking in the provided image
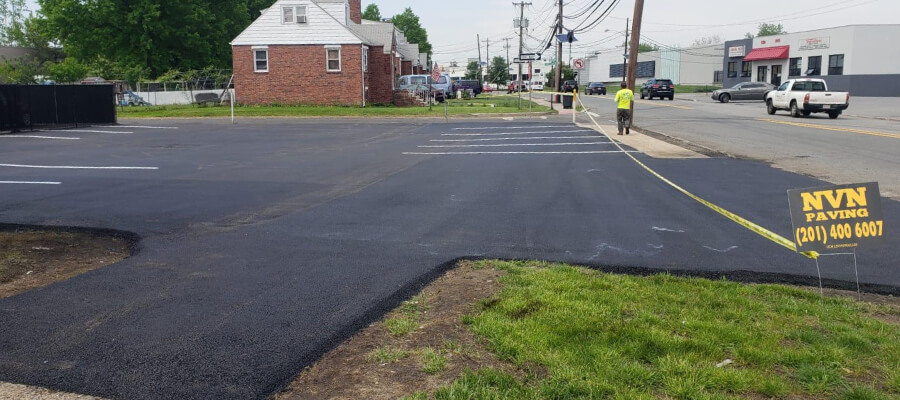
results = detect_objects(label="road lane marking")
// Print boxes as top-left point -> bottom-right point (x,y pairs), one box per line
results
0,181 -> 61,185
38,129 -> 133,134
431,136 -> 608,142
0,163 -> 158,170
404,150 -> 640,155
419,142 -> 615,148
0,135 -> 80,140
442,129 -> 594,136
452,125 -> 573,130
758,119 -> 900,140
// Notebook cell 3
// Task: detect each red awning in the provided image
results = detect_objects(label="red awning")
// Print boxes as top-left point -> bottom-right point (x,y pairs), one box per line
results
743,46 -> 790,62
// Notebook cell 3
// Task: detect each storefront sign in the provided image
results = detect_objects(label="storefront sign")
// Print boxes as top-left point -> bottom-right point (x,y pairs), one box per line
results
728,46 -> 745,57
788,182 -> 885,252
798,37 -> 830,51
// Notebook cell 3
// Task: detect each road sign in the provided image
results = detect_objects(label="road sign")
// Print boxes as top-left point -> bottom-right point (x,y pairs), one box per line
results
787,182 -> 885,253
556,31 -> 577,43
519,53 -> 541,61
573,59 -> 585,69
512,58 -> 529,64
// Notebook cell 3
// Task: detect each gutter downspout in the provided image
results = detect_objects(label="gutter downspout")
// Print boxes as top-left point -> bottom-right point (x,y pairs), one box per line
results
361,44 -> 366,107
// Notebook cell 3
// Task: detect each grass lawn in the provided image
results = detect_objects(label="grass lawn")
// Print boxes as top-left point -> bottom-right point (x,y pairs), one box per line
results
117,95 -> 551,118
675,84 -> 722,94
419,260 -> 900,399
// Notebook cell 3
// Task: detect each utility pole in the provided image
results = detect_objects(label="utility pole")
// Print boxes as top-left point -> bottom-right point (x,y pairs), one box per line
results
504,38 -> 511,72
622,18 -> 629,84
555,0 -> 563,97
626,0 -> 644,126
476,34 -> 483,83
514,1 -> 531,110
483,38 -> 491,82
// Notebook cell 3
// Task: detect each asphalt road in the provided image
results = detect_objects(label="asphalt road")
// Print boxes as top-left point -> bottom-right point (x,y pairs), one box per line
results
578,93 -> 900,198
0,116 -> 897,399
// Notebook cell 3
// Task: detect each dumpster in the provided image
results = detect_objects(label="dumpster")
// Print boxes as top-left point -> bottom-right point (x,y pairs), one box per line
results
562,93 -> 573,109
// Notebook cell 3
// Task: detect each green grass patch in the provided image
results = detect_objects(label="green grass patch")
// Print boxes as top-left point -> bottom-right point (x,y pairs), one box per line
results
117,97 -> 550,118
424,260 -> 900,399
421,347 -> 448,374
365,346 -> 410,364
674,84 -> 721,94
385,294 -> 427,336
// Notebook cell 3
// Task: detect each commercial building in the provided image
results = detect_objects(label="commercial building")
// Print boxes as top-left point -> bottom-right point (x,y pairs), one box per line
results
582,43 -> 723,86
722,24 -> 900,96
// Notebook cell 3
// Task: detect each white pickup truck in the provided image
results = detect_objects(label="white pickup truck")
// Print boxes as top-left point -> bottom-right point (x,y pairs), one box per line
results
765,78 -> 850,119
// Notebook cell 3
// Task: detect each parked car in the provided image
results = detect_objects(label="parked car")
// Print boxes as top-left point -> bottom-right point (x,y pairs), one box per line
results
507,81 -> 529,93
529,81 -> 544,91
765,78 -> 850,119
711,82 -> 775,103
398,75 -> 432,91
432,74 -> 453,97
561,80 -> 578,93
482,84 -> 494,93
586,82 -> 607,95
640,78 -> 675,100
454,80 -> 483,96
398,74 -> 445,103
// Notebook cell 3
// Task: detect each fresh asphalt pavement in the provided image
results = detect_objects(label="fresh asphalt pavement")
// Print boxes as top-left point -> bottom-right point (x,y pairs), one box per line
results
0,117 -> 897,399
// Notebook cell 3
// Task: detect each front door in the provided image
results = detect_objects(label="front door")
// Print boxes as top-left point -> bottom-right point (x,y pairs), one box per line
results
771,65 -> 782,86
757,66 -> 768,83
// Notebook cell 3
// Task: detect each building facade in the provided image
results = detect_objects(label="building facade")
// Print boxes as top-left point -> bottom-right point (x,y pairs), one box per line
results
722,25 -> 900,96
582,43 -> 723,86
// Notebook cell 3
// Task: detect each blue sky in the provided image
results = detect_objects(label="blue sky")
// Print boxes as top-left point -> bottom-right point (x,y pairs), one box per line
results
21,0 -> 897,66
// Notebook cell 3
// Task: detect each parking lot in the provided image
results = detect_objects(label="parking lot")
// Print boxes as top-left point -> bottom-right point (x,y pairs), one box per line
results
1,116 -> 898,399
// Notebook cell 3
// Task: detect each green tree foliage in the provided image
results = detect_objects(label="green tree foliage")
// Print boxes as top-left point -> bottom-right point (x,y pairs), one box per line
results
637,42 -> 659,53
486,56 -> 508,85
247,0 -> 276,20
0,0 -> 28,44
0,56 -> 41,83
37,0 -> 252,78
545,64 -> 575,90
362,4 -> 381,21
756,23 -> 786,37
391,7 -> 431,56
46,56 -> 88,82
464,61 -> 480,80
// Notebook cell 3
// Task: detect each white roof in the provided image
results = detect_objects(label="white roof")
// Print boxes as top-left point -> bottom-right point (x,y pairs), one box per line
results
358,20 -> 396,54
231,0 -> 362,46
397,43 -> 419,62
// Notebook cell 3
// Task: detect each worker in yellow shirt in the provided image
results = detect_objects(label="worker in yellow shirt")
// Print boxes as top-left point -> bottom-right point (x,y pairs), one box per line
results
614,82 -> 634,135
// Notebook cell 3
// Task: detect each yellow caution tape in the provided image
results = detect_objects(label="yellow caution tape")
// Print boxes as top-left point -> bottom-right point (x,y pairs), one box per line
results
576,96 -> 819,260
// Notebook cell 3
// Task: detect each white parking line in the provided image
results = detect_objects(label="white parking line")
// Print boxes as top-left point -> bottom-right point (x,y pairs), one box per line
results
442,130 -> 594,137
432,136 -> 607,142
419,142 -> 614,148
404,150 -> 640,155
115,125 -> 179,129
0,135 -> 80,140
0,163 -> 158,170
0,181 -> 61,185
37,129 -> 132,134
452,125 -> 573,130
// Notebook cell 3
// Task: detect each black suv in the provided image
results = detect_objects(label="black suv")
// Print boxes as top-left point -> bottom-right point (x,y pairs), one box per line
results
561,80 -> 578,92
453,80 -> 483,96
586,82 -> 607,95
640,78 -> 675,100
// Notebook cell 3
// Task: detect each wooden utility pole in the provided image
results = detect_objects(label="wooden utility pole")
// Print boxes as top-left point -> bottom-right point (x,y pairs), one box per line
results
513,1 -> 531,110
626,0 -> 644,125
622,18 -> 629,84
483,38 -> 491,82
476,34 -> 483,83
554,0 -> 563,95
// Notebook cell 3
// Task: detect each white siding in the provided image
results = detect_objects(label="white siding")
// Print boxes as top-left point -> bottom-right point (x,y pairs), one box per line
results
231,0 -> 361,46
850,25 -> 900,75
317,2 -> 346,26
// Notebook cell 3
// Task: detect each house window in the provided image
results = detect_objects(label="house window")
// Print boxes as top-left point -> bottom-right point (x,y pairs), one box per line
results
326,46 -> 341,72
806,56 -> 821,76
757,65 -> 767,82
828,54 -> 844,75
727,61 -> 737,78
534,69 -> 541,74
740,62 -> 751,77
789,57 -> 802,77
282,6 -> 307,23
253,48 -> 268,72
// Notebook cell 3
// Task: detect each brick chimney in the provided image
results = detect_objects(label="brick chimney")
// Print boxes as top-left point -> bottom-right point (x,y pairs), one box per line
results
348,0 -> 361,24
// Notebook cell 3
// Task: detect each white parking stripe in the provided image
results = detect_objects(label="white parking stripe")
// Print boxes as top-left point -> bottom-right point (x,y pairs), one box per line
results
115,125 -> 179,129
404,150 -> 640,155
0,135 -> 79,140
442,129 -> 594,136
452,125 -> 573,130
419,142 -> 614,148
0,181 -> 61,185
37,129 -> 132,134
432,136 -> 607,142
0,163 -> 158,170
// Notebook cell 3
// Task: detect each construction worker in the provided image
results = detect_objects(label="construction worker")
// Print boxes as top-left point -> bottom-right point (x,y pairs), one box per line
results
614,82 -> 634,135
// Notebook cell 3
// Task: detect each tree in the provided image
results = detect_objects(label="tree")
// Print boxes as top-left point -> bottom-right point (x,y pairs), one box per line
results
545,63 -> 574,89
391,7 -> 431,56
691,34 -> 722,47
362,4 -> 381,21
464,60 -> 480,80
486,56 -> 508,85
744,32 -> 754,39
0,0 -> 27,45
637,42 -> 659,53
0,56 -> 41,83
757,23 -> 786,37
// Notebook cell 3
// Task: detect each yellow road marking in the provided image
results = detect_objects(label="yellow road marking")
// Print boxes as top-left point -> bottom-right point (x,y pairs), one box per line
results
758,119 -> 900,140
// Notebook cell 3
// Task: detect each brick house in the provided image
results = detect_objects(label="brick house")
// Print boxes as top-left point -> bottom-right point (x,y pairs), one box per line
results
231,0 -> 424,106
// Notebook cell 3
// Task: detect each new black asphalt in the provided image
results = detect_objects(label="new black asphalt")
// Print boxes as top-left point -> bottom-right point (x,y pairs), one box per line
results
1,117 -> 897,399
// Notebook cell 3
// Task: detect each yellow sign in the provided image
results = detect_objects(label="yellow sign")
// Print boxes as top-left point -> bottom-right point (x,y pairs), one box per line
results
788,182 -> 885,252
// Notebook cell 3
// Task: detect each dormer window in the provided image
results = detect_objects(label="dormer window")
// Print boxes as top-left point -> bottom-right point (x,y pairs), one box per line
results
282,5 -> 307,24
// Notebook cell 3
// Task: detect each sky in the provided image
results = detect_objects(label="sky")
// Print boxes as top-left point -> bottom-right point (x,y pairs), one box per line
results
20,0 -> 898,66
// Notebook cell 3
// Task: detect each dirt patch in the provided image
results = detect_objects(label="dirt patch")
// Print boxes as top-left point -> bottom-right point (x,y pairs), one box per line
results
819,287 -> 900,326
0,228 -> 131,299
274,261 -> 527,400
0,382 -> 106,400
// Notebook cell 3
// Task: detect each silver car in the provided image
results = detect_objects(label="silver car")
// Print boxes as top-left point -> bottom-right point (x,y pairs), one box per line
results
711,82 -> 776,103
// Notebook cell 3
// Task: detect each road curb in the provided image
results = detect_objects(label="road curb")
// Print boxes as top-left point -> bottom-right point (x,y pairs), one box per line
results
631,126 -> 732,158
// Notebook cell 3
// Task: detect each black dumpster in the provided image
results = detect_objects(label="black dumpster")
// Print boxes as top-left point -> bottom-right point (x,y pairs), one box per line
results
562,93 -> 573,109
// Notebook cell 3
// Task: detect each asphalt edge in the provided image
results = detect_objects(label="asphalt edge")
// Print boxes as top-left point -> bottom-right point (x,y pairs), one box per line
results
0,223 -> 143,257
